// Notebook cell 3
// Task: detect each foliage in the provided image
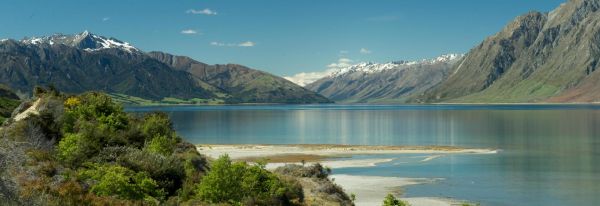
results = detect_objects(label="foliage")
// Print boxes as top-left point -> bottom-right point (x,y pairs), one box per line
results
139,112 -> 172,138
78,163 -> 165,201
64,97 -> 81,108
382,194 -> 409,206
197,155 -> 303,205
1,91 -> 209,204
273,163 -> 331,179
145,134 -> 177,155
64,92 -> 128,131
1,90 -> 344,205
56,133 -> 84,163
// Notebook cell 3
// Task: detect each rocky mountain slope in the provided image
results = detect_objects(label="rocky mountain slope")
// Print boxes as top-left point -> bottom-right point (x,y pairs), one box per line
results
148,52 -> 331,103
414,0 -> 600,103
306,54 -> 462,103
0,31 -> 330,104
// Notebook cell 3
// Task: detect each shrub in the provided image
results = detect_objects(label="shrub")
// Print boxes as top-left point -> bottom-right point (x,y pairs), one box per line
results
197,155 -> 245,203
57,133 -> 84,164
115,147 -> 185,196
145,134 -> 177,156
78,163 -> 165,201
64,92 -> 128,132
273,163 -> 330,179
382,194 -> 409,206
140,112 -> 173,138
64,97 -> 81,108
196,155 -> 302,205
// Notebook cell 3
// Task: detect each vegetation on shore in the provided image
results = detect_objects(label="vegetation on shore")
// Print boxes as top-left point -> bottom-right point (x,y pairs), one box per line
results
382,194 -> 409,206
108,93 -> 226,106
0,88 -> 350,205
0,85 -> 21,122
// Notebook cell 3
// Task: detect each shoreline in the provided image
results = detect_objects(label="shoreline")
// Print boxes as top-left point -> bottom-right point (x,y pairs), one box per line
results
125,102 -> 600,107
197,144 -> 497,161
196,144 -> 493,206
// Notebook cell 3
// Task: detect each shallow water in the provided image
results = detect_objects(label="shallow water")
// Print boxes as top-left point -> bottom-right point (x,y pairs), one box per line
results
127,104 -> 600,206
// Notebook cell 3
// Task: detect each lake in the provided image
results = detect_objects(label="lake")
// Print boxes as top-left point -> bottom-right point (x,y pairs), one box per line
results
126,104 -> 600,206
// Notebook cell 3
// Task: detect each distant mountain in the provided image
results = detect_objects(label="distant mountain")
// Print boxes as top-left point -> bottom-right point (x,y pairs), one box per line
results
413,0 -> 600,103
148,52 -> 331,103
20,30 -> 139,53
0,31 -> 330,104
306,54 -> 462,103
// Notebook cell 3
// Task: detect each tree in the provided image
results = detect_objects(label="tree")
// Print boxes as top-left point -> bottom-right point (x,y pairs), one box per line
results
196,155 -> 245,203
196,155 -> 301,205
383,194 -> 409,206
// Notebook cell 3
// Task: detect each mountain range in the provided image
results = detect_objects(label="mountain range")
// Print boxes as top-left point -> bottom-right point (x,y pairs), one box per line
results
302,0 -> 600,104
0,31 -> 330,104
412,0 -> 600,103
3,0 -> 598,105
305,54 -> 463,103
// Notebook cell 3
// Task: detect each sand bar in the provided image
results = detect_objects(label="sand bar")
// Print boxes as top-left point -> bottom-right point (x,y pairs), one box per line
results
196,144 -> 490,206
197,144 -> 498,161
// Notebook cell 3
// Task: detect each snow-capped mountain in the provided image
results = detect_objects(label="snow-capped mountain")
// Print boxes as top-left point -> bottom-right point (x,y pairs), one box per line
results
329,54 -> 463,78
305,54 -> 464,103
0,31 -> 329,104
20,30 -> 139,53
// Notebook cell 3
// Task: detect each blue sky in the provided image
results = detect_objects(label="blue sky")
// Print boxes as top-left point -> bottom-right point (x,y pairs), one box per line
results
0,0 -> 564,77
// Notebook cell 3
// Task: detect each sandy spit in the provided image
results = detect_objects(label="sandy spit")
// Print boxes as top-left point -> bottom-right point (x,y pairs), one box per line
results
197,144 -> 498,161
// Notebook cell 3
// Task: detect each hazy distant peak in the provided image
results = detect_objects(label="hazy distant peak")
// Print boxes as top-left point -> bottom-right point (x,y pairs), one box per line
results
284,54 -> 462,87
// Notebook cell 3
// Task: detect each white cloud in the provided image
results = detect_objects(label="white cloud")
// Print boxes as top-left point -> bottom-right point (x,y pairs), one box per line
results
238,41 -> 255,47
360,48 -> 372,54
210,41 -> 256,47
285,70 -> 335,86
181,29 -> 199,35
102,17 -> 110,22
210,42 -> 225,46
339,50 -> 349,54
328,58 -> 353,69
186,8 -> 218,15
285,58 -> 355,86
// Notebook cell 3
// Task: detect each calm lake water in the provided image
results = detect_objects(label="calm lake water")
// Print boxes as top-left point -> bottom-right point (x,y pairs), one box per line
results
126,104 -> 600,206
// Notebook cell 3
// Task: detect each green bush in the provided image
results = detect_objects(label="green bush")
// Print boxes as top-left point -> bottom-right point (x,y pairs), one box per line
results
383,194 -> 409,206
4,91 -> 346,205
140,112 -> 173,138
197,155 -> 246,203
57,133 -> 84,164
78,163 -> 165,201
197,155 -> 302,205
145,134 -> 177,156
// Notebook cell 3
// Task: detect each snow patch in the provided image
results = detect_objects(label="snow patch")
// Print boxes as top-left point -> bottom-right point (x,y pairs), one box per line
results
329,54 -> 464,78
89,34 -> 138,52
21,37 -> 44,45
19,31 -> 140,53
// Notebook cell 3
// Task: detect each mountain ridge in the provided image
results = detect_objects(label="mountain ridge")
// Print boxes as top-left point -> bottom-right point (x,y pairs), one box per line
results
147,51 -> 332,104
412,0 -> 600,103
0,31 -> 331,104
306,54 -> 463,103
